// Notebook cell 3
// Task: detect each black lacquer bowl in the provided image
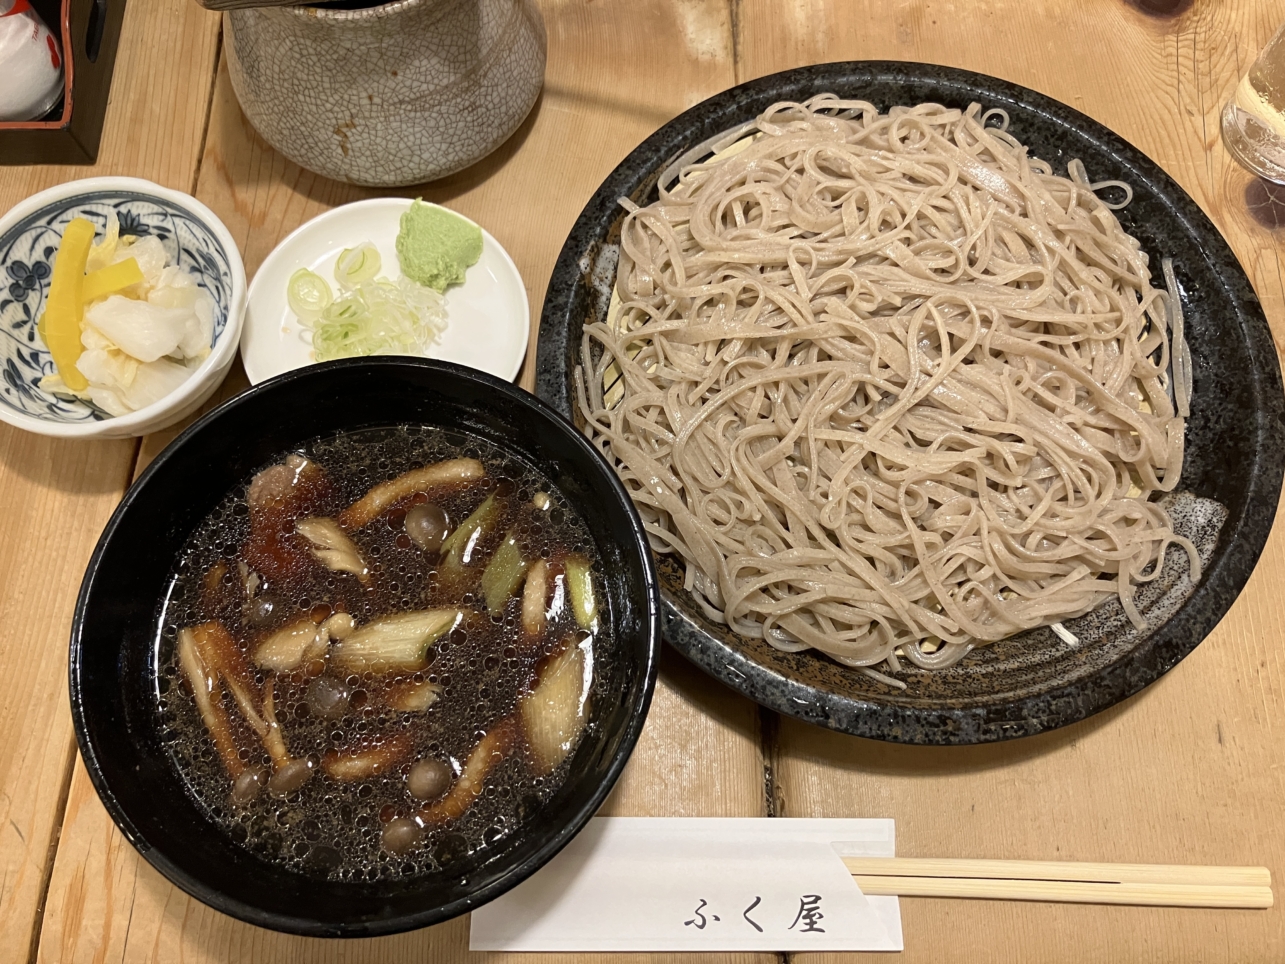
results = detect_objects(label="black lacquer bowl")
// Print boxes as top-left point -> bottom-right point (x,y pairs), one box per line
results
70,358 -> 661,936
536,61 -> 1285,744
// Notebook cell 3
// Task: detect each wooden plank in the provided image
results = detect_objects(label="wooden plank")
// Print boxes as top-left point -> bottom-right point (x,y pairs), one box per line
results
134,361 -> 251,476
36,2 -> 775,960
733,0 -> 1285,961
0,431 -> 135,963
0,0 -> 222,959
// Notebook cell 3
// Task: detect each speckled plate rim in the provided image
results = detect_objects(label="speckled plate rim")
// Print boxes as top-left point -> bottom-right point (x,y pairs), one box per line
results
535,61 -> 1285,744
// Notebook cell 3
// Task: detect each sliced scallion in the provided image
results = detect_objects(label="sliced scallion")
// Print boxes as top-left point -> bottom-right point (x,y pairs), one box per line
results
334,242 -> 381,289
287,268 -> 333,319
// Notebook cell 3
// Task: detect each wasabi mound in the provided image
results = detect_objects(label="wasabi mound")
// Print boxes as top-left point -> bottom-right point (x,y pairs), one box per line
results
395,200 -> 482,293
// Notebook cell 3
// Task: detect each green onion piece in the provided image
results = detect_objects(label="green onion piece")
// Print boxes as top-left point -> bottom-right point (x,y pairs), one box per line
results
565,555 -> 597,629
309,280 -> 445,362
441,493 -> 499,569
332,610 -> 462,673
334,242 -> 381,289
481,533 -> 528,613
287,268 -> 333,320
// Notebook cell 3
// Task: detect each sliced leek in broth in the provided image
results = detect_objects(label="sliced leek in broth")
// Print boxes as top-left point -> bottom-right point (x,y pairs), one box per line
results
157,425 -> 608,880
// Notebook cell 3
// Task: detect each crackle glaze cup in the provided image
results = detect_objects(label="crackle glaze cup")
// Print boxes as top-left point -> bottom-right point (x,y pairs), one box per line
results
225,0 -> 546,187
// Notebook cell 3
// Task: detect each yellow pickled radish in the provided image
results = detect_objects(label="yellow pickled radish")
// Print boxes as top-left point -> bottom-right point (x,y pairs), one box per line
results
82,257 -> 143,304
38,218 -> 96,392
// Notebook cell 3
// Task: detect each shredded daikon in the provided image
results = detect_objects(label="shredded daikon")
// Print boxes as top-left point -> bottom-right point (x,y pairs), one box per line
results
309,279 -> 445,361
287,240 -> 447,362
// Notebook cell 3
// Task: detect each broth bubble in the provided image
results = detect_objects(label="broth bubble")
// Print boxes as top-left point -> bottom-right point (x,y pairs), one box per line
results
267,759 -> 314,798
382,817 -> 424,856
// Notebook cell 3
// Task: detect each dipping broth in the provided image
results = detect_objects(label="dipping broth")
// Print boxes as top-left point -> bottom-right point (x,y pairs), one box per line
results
155,426 -> 607,880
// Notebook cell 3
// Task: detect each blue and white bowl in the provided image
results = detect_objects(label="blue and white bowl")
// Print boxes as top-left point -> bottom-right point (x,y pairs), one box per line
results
0,177 -> 246,438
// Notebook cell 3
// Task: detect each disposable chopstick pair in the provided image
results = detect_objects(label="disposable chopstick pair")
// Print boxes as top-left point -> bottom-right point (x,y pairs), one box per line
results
842,857 -> 1274,908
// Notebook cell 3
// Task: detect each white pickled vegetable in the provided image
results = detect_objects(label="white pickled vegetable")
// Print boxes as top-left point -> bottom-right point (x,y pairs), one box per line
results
75,348 -> 138,392
119,357 -> 190,409
148,266 -> 199,309
177,289 -> 215,359
84,296 -> 192,362
148,269 -> 215,358
80,326 -> 114,351
85,215 -> 122,273
85,357 -> 190,416
84,386 -> 130,418
116,235 -> 167,287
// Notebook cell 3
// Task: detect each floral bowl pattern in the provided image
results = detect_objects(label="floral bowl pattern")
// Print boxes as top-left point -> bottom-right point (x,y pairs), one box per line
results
0,177 -> 246,439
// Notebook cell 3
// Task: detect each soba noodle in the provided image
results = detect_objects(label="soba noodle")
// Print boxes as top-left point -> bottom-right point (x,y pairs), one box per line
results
576,95 -> 1197,682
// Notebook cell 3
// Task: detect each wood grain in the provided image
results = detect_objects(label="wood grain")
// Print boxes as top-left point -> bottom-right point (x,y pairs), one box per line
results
733,0 -> 1285,961
18,0 -> 1285,961
0,432 -> 134,963
35,1 -> 775,961
0,0 -> 221,959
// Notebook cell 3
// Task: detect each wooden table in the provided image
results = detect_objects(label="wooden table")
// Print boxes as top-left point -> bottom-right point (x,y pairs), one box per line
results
2,0 -> 1284,960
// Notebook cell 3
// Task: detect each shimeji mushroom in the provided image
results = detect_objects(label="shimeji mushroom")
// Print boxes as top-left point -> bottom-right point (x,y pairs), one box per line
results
415,720 -> 516,827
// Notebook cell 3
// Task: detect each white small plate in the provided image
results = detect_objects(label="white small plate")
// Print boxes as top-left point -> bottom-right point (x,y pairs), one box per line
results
241,199 -> 529,385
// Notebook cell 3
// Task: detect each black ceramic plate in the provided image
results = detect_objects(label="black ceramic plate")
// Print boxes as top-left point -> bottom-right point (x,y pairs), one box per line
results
70,359 -> 660,936
535,62 -> 1285,745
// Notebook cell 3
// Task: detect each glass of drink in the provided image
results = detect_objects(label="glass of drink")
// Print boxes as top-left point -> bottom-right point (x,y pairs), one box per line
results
1223,21 -> 1285,183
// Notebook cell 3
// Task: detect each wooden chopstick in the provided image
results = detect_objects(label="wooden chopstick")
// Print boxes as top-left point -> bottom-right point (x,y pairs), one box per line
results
842,857 -> 1272,887
843,858 -> 1273,908
851,876 -> 1273,908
